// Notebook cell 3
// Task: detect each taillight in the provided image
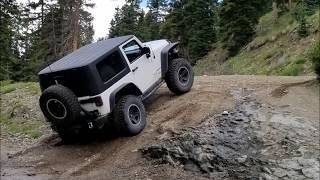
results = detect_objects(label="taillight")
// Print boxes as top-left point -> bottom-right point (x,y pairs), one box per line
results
94,96 -> 103,107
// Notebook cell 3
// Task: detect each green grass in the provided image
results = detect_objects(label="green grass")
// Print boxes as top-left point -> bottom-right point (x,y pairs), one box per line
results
193,48 -> 231,75
0,81 -> 44,139
0,113 -> 44,139
254,12 -> 296,47
308,10 -> 320,33
271,58 -> 306,76
195,10 -> 318,76
0,81 -> 40,94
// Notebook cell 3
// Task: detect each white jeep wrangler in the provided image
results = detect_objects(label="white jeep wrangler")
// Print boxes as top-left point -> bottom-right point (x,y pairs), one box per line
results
38,35 -> 193,139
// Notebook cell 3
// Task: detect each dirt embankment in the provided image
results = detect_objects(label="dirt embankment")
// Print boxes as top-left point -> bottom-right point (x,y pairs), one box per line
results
1,76 -> 319,180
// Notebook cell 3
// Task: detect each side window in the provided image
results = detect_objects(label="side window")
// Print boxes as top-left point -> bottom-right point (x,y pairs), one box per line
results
122,40 -> 143,63
97,51 -> 126,82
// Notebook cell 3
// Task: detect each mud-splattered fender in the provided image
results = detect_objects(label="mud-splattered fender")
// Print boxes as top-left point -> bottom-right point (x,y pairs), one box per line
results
160,42 -> 179,78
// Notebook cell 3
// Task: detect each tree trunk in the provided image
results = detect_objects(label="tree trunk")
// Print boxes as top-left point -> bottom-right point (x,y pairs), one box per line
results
50,6 -> 57,59
72,1 -> 80,51
288,0 -> 292,10
272,1 -> 278,24
40,0 -> 44,24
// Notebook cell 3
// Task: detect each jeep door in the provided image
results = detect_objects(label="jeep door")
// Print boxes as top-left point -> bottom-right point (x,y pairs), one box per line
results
120,38 -> 159,92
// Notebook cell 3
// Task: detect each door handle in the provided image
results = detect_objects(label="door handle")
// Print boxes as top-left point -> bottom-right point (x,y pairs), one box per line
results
132,67 -> 138,72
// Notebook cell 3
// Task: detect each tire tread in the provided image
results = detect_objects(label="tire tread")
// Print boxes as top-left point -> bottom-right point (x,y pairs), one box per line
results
113,95 -> 146,136
165,58 -> 194,94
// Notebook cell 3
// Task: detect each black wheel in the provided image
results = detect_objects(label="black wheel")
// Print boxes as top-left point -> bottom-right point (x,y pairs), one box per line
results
165,58 -> 194,95
39,85 -> 81,128
113,95 -> 146,136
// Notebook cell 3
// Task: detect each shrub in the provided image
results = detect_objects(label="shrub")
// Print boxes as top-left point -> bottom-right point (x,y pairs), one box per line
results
297,17 -> 308,37
291,0 -> 318,38
308,42 -> 320,79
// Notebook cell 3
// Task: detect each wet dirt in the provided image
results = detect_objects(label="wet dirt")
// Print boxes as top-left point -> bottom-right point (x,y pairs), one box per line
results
1,75 -> 319,180
142,89 -> 265,179
142,86 -> 320,179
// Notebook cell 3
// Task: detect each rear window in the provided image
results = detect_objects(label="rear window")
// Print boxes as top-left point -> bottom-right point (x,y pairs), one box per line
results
97,51 -> 126,82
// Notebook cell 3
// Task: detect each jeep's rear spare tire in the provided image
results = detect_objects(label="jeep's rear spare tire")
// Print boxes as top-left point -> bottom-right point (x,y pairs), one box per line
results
113,95 -> 146,136
39,85 -> 81,127
165,58 -> 194,94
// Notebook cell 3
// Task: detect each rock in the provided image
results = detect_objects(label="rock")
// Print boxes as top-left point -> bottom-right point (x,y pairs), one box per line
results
7,153 -> 13,159
230,120 -> 240,125
302,168 -> 319,179
262,167 -> 272,174
277,54 -> 287,65
26,172 -> 36,176
131,149 -> 138,152
236,155 -> 247,163
169,146 -> 184,156
37,161 -> 45,166
297,158 -> 317,167
272,168 -> 287,178
261,173 -> 273,180
278,159 -> 301,170
141,96 -> 270,178
157,132 -> 169,140
165,155 -> 176,166
184,161 -> 199,172
222,111 -> 229,116
286,170 -> 307,180
200,162 -> 214,173
235,118 -> 244,121
268,159 -> 277,164
281,30 -> 287,35
270,36 -> 277,41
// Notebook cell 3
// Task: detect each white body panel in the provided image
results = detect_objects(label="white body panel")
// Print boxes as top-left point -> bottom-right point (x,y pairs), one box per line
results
79,37 -> 170,116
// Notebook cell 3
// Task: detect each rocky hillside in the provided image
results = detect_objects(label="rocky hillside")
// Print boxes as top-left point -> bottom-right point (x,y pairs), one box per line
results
0,81 -> 50,144
194,11 -> 319,76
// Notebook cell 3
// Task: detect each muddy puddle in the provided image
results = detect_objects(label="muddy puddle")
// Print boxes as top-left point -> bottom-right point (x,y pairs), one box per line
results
142,88 -> 320,179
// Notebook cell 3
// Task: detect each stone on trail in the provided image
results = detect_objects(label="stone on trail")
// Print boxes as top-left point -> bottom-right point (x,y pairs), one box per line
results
222,111 -> 229,116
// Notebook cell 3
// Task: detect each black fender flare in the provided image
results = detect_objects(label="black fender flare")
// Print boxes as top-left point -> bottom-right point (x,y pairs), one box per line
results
109,83 -> 142,112
161,42 -> 179,78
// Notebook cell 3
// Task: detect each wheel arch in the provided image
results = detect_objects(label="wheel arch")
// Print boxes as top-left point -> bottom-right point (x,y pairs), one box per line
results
109,83 -> 143,112
161,42 -> 179,78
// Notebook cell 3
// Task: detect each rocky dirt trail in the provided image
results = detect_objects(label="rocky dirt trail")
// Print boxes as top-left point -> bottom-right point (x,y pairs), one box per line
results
1,75 -> 319,180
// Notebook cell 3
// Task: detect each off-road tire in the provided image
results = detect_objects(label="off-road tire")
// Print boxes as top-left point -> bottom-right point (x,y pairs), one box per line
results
113,95 -> 146,136
165,58 -> 194,94
39,85 -> 81,128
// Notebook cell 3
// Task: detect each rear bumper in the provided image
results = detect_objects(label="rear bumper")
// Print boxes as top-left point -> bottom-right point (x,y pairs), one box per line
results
81,110 -> 111,129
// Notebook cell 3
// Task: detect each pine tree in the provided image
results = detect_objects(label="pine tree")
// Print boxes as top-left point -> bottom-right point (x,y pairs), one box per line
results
159,0 -> 184,41
292,0 -> 318,38
160,0 -> 218,62
272,0 -> 279,24
141,10 -> 160,41
21,0 -> 95,81
218,0 -> 269,55
139,0 -> 167,41
184,0 -> 217,62
109,7 -> 121,38
58,0 -> 95,53
108,0 -> 143,38
0,0 -> 20,80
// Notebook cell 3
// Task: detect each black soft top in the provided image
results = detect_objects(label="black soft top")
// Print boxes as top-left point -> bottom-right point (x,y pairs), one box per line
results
38,35 -> 133,75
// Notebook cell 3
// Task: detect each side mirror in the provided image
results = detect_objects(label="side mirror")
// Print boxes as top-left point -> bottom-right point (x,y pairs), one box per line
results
142,47 -> 151,58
